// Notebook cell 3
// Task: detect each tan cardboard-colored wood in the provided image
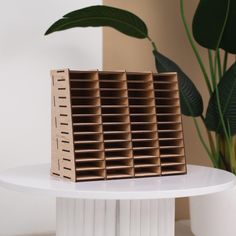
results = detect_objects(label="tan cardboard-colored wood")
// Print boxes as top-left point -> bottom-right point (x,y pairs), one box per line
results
51,69 -> 187,182
51,69 -> 76,181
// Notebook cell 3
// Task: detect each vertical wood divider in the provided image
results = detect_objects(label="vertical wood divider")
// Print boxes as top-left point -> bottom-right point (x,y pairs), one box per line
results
124,71 -> 135,177
150,72 -> 161,173
96,70 -> 106,179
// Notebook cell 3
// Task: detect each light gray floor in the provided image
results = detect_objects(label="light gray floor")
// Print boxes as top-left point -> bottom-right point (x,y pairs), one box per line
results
5,220 -> 194,236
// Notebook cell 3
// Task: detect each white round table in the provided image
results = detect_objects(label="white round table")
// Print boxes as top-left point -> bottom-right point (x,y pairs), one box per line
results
0,164 -> 234,236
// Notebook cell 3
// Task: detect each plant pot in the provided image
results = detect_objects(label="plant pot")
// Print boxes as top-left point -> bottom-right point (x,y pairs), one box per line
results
190,183 -> 236,236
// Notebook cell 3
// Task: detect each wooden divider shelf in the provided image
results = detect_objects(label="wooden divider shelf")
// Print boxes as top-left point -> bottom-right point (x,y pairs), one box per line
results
51,69 -> 187,182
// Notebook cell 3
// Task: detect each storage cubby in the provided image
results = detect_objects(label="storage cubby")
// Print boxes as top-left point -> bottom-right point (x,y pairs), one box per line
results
51,70 -> 186,181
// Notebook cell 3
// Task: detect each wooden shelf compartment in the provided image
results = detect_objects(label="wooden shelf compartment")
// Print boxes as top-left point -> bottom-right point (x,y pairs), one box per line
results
132,139 -> 159,148
155,97 -> 180,106
134,156 -> 160,167
161,164 -> 186,176
74,140 -> 103,151
104,149 -> 131,159
73,123 -> 102,133
154,90 -> 179,99
134,166 -> 161,177
127,81 -> 153,89
131,114 -> 157,124
153,73 -> 178,83
100,97 -> 128,106
101,106 -> 129,115
70,81 -> 99,89
72,115 -> 101,124
129,106 -> 156,114
106,158 -> 133,169
131,123 -> 157,132
99,80 -> 126,89
75,150 -> 104,161
157,114 -> 182,123
76,169 -> 105,181
126,72 -> 153,82
70,89 -> 100,97
158,122 -> 182,132
72,106 -> 101,115
106,168 -> 133,179
158,130 -> 183,139
71,97 -> 100,106
76,159 -> 105,171
161,156 -> 185,166
128,89 -> 154,98
100,89 -> 128,98
156,106 -> 181,115
133,148 -> 159,159
102,114 -> 129,123
104,140 -> 132,150
160,147 -> 185,157
154,82 -> 178,90
104,132 -> 131,141
102,123 -> 130,133
159,138 -> 184,147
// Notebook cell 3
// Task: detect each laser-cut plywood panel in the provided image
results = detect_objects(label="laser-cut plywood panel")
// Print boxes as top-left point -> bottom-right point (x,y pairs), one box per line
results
51,69 -> 186,182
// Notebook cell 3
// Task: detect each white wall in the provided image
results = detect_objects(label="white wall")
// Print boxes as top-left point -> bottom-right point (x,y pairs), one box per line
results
0,0 -> 102,235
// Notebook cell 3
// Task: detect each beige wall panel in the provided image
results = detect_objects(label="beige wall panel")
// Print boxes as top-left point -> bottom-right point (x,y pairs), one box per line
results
103,0 -> 213,219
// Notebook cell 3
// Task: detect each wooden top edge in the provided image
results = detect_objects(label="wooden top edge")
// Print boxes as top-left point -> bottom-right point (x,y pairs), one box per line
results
50,69 -> 177,76
154,72 -> 177,76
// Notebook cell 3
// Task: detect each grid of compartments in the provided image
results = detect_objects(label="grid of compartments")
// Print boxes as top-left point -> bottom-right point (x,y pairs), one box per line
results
127,73 -> 160,177
51,69 -> 186,182
70,71 -> 106,181
153,73 -> 186,175
99,72 -> 134,179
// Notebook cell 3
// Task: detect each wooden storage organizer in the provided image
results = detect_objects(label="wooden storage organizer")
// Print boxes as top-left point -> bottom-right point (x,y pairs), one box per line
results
51,69 -> 186,182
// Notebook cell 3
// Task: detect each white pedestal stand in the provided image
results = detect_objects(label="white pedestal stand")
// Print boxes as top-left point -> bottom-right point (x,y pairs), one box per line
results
0,164 -> 234,236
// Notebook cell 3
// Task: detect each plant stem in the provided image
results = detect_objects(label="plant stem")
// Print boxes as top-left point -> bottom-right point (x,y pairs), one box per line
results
193,116 -> 216,165
200,115 -> 221,167
216,50 -> 222,80
147,36 -> 158,52
223,51 -> 228,74
208,50 -> 214,80
208,49 -> 218,90
212,0 -> 231,141
180,0 -> 212,94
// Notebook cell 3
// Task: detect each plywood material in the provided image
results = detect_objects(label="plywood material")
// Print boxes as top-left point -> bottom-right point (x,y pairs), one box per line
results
51,69 -> 187,182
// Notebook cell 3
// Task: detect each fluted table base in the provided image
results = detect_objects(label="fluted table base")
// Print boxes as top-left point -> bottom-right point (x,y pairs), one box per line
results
56,198 -> 175,236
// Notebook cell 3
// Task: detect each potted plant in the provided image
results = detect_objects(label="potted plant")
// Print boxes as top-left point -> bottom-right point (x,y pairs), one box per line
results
45,1 -> 236,235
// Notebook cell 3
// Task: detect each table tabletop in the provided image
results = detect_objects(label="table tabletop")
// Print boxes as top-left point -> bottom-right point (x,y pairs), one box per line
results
0,164 -> 234,200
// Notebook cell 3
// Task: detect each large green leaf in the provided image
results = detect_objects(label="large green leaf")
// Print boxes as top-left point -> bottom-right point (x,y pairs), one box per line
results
153,50 -> 203,117
192,0 -> 236,53
205,62 -> 236,134
45,5 -> 148,39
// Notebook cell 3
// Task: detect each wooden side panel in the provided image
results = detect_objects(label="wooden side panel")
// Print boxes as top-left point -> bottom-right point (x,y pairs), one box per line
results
51,69 -> 76,181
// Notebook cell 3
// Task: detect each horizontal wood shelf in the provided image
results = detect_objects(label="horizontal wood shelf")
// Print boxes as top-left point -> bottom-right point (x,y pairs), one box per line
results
51,69 -> 187,181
